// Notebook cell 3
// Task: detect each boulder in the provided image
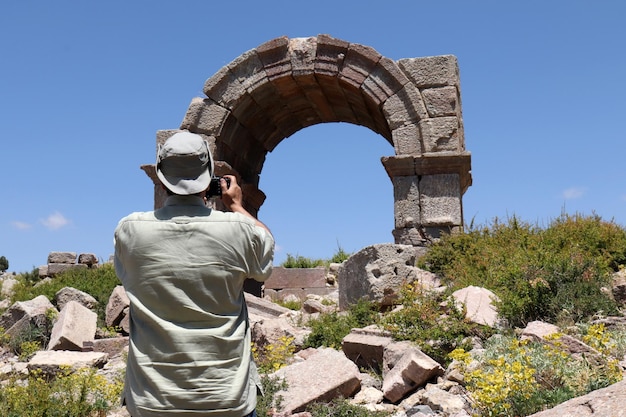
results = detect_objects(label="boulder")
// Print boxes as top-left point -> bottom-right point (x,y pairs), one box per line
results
271,347 -> 361,414
338,244 -> 440,310
48,301 -> 97,351
55,286 -> 98,311
0,295 -> 54,338
105,285 -> 130,327
452,286 -> 500,327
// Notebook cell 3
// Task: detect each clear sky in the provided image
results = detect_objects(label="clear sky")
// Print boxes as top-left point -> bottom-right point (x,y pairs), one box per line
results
1,1 -> 625,273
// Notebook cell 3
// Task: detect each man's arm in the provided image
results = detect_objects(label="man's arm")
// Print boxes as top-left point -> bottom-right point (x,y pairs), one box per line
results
219,175 -> 272,234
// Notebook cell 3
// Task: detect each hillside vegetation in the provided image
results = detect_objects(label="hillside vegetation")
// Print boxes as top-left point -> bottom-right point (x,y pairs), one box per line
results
2,213 -> 626,416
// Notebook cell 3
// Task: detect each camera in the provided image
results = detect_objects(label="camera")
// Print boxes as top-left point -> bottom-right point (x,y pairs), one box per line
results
206,176 -> 231,198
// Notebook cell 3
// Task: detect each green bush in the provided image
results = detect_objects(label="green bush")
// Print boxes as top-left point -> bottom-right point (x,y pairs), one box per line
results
281,254 -> 326,268
418,214 -> 625,327
307,398 -> 389,417
11,264 -> 121,327
329,244 -> 351,264
450,327 -> 624,416
303,298 -> 379,350
281,245 -> 352,268
0,256 -> 8,272
380,284 -> 493,365
256,375 -> 287,417
0,367 -> 123,417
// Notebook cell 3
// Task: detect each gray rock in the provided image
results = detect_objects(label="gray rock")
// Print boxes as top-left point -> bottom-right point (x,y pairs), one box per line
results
0,295 -> 55,338
338,244 -> 440,310
452,286 -> 499,327
271,347 -> 361,414
528,380 -> 626,417
48,301 -> 97,351
55,286 -> 98,311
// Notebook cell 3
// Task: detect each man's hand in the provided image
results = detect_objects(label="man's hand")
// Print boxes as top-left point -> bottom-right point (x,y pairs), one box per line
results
220,175 -> 243,212
220,175 -> 272,234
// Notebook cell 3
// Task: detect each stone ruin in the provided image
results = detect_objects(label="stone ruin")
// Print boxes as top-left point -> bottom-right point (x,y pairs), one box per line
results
140,34 -> 472,247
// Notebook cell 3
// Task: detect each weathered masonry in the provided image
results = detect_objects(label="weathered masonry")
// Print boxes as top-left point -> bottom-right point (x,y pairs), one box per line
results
142,34 -> 472,245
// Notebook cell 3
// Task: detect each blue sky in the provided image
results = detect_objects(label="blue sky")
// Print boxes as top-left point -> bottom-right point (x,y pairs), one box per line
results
1,1 -> 625,273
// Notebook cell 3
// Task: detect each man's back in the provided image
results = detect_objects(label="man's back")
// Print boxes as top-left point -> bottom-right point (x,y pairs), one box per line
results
114,194 -> 274,417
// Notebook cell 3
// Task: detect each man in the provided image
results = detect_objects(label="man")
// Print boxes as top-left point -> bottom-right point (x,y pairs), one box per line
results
114,131 -> 274,417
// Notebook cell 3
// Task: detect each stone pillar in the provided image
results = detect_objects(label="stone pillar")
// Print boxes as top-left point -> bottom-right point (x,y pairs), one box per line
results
382,152 -> 471,244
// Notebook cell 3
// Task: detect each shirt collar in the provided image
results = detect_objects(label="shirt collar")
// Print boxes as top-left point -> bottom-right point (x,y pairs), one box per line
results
164,194 -> 206,207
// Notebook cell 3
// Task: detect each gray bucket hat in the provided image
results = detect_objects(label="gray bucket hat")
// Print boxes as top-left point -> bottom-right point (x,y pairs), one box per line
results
156,132 -> 214,195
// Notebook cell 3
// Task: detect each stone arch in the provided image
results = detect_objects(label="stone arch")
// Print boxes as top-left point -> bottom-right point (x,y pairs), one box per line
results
142,34 -> 472,245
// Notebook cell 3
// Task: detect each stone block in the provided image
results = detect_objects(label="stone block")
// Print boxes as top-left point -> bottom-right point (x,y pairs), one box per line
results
78,253 -> 98,266
47,263 -> 87,276
0,295 -> 54,339
338,244 -> 426,309
342,330 -> 393,371
289,37 -> 316,76
422,86 -> 460,117
392,175 -> 420,229
181,97 -> 230,136
105,285 -> 130,327
391,124 -> 422,154
362,56 -> 409,105
314,34 -> 349,77
48,301 -> 97,351
382,348 -> 444,403
28,350 -> 108,376
244,292 -> 293,318
47,252 -> 77,264
339,42 -> 382,89
383,82 -> 428,130
452,286 -> 500,327
272,347 -> 361,414
265,267 -> 327,289
419,174 -> 462,227
55,287 -> 98,311
202,64 -> 245,108
85,336 -> 129,358
419,116 -> 461,153
397,55 -> 459,88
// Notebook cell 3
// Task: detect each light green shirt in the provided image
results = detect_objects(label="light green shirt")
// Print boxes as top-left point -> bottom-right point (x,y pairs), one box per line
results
114,195 -> 274,417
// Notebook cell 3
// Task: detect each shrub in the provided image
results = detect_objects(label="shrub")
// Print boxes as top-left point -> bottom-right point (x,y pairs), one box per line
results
329,244 -> 351,264
450,331 -> 623,416
11,264 -> 121,327
1,322 -> 50,360
303,298 -> 379,350
281,245 -> 352,268
0,256 -> 8,272
0,367 -> 123,416
418,214 -> 624,327
307,398 -> 388,417
281,254 -> 325,268
380,283 -> 493,365
253,335 -> 296,373
256,375 -> 287,417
